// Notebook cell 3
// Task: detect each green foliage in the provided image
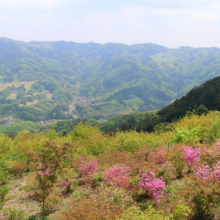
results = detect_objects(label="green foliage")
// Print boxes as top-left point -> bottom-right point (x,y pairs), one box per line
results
3,207 -> 26,220
0,185 -> 9,201
27,141 -> 72,217
196,104 -> 208,116
1,38 -> 220,121
172,204 -> 192,220
119,205 -> 173,220
204,119 -> 220,142
172,126 -> 199,144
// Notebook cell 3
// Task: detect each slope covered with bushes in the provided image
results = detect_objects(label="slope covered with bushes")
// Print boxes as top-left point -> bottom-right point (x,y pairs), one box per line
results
1,110 -> 220,219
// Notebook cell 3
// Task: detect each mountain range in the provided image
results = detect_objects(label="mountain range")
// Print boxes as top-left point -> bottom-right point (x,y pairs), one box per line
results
1,37 -> 220,121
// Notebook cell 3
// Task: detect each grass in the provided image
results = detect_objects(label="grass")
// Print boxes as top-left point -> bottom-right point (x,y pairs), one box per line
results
46,91 -> 53,99
6,93 -> 17,100
26,100 -> 39,106
24,81 -> 36,92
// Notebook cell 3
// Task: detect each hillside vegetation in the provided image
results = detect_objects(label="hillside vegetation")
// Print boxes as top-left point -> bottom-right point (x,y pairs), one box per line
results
1,110 -> 220,219
1,38 -> 220,120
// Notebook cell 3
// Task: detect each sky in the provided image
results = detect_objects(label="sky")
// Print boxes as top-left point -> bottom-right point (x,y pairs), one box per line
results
0,0 -> 220,48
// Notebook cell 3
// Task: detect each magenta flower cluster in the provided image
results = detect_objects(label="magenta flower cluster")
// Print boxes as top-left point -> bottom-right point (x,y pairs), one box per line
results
62,178 -> 71,187
151,148 -> 167,165
104,165 -> 132,188
138,171 -> 165,202
78,159 -> 98,176
180,146 -> 201,168
194,164 -> 213,180
36,163 -> 50,176
212,161 -> 220,181
194,161 -> 220,182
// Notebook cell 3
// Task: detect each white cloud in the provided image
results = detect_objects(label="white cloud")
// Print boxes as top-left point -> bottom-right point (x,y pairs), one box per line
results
1,0 -> 60,11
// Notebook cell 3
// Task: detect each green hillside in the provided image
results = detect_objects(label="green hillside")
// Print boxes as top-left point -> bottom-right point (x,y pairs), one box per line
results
135,75 -> 220,133
1,38 -> 220,121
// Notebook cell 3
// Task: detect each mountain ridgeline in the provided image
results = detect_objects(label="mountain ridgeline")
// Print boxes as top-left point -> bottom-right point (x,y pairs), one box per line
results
1,37 -> 220,121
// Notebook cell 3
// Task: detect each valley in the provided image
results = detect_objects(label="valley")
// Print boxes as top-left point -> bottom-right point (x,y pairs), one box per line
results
1,38 -> 220,123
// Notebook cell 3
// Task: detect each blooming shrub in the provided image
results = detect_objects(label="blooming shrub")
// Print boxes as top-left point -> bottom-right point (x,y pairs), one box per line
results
194,161 -> 220,182
180,146 -> 201,170
211,161 -> 220,181
78,159 -> 98,176
138,171 -> 165,202
150,148 -> 167,165
104,165 -> 132,189
62,178 -> 71,193
194,164 -> 212,181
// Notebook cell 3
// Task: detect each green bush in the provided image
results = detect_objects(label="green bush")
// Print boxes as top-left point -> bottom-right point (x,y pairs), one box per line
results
0,185 -> 9,201
204,120 -> 220,142
3,207 -> 26,220
119,205 -> 173,220
172,126 -> 199,144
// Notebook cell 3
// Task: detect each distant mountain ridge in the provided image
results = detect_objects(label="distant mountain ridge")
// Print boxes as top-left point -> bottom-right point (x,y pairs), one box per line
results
0,37 -> 220,121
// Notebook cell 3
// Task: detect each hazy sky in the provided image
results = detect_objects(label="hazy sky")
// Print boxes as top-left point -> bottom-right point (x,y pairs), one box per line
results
1,0 -> 220,48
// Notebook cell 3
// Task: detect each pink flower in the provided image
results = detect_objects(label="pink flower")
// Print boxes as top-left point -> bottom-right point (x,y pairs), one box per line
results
78,159 -> 98,176
194,164 -> 212,181
104,165 -> 132,188
38,168 -> 50,176
180,146 -> 201,168
212,161 -> 220,181
138,171 -> 165,202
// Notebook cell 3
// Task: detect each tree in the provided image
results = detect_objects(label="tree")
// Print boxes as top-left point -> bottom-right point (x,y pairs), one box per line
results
27,141 -> 73,218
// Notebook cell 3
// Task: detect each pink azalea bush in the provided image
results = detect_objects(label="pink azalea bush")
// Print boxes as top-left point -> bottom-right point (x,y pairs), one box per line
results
104,165 -> 132,188
62,178 -> 71,193
78,159 -> 98,176
150,148 -> 167,165
138,171 -> 165,202
180,146 -> 201,169
194,164 -> 213,181
211,161 -> 220,181
194,161 -> 220,182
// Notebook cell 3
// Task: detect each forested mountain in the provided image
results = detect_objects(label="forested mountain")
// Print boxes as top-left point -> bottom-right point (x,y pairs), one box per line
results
135,75 -> 220,132
1,37 -> 220,121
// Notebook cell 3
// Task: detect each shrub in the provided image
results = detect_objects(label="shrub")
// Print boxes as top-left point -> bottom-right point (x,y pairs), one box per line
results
104,165 -> 132,189
168,144 -> 185,178
44,192 -> 61,215
179,178 -> 220,219
180,146 -> 201,171
27,141 -> 72,218
172,204 -> 192,220
173,127 -> 199,144
119,205 -> 173,220
56,186 -> 132,220
138,171 -> 165,202
194,164 -> 213,181
12,161 -> 27,177
62,178 -> 71,193
150,148 -> 167,165
157,162 -> 176,185
78,159 -> 98,176
0,185 -> 9,201
200,141 -> 220,166
3,207 -> 27,220
0,167 -> 8,185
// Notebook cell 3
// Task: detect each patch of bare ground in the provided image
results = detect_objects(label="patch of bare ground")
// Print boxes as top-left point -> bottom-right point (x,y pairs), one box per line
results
0,174 -> 41,219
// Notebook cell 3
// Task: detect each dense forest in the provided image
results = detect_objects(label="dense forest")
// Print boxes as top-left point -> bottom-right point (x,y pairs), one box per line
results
1,38 -> 220,120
